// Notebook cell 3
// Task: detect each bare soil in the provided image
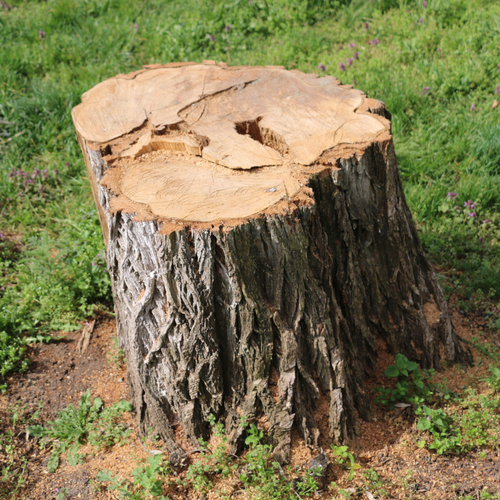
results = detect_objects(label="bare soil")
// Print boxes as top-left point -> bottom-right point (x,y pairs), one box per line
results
1,305 -> 498,500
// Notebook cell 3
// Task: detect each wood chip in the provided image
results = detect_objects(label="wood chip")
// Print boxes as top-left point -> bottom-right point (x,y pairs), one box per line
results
75,319 -> 96,356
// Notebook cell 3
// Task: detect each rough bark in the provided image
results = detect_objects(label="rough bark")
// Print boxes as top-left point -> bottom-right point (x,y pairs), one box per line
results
73,62 -> 472,463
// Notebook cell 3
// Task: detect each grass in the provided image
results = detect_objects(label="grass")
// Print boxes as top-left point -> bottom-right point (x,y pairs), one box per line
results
27,389 -> 133,473
0,402 -> 42,497
1,0 -> 500,497
0,0 -> 499,373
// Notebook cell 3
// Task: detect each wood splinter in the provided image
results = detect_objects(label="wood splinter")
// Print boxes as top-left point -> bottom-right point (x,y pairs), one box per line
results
75,319 -> 96,356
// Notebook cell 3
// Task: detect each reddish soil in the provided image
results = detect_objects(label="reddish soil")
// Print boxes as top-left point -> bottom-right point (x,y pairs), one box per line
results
1,305 -> 499,499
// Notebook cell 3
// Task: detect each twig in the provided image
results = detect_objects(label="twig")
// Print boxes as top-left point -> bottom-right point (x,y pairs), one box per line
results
136,429 -> 149,454
181,448 -> 202,459
135,429 -> 163,456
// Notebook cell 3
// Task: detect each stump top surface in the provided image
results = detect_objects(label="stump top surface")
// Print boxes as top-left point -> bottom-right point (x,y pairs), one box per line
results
73,62 -> 391,228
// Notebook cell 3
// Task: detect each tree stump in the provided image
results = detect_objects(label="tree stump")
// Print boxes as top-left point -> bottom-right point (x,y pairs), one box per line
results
72,61 -> 471,462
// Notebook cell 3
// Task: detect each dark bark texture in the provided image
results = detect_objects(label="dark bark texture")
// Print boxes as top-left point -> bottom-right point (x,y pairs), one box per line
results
81,136 -> 471,463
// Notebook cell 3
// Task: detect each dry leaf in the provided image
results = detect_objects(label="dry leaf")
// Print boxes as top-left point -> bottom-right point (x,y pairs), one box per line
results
492,100 -> 498,110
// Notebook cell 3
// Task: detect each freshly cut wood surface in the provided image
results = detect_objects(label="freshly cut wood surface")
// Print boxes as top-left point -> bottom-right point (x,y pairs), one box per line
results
72,63 -> 387,167
120,160 -> 300,222
71,62 -> 390,226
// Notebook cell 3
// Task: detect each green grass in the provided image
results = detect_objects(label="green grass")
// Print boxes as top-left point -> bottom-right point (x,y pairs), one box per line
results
27,389 -> 133,473
0,0 -> 500,454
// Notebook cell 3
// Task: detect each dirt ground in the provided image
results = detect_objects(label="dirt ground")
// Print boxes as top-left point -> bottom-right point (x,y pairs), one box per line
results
1,305 -> 499,500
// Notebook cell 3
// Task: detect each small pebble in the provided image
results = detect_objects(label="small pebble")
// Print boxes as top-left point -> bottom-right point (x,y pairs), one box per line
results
269,187 -> 276,192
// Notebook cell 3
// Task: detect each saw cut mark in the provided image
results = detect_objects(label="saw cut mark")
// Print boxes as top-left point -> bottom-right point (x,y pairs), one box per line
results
120,161 -> 301,222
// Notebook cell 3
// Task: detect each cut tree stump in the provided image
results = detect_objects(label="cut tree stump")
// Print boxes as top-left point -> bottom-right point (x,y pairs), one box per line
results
72,61 -> 472,462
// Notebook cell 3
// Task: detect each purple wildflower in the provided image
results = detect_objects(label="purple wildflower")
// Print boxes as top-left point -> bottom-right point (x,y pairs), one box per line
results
422,86 -> 431,95
495,84 -> 500,95
224,24 -> 232,32
498,63 -> 500,71
134,23 -> 139,30
422,0 -> 427,7
65,161 -> 70,168
364,21 -> 369,31
427,416 -> 430,420
209,34 -> 215,42
338,62 -> 346,72
8,168 -> 15,178
353,51 -> 360,59
39,185 -> 45,193
346,58 -> 353,66
352,79 -> 357,86
482,219 -> 491,225
318,63 -> 326,72
369,39 -> 380,46
478,237 -> 485,244
42,169 -> 48,179
32,167 -> 39,179
348,43 -> 356,48
438,47 -> 442,53
464,200 -> 474,208
419,16 -> 423,24
468,212 -> 476,218
38,30 -> 45,40
447,192 -> 458,199
0,232 -> 4,239
470,104 -> 475,112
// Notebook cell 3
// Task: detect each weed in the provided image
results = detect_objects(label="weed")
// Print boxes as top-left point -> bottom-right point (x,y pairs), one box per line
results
294,468 -> 321,496
483,366 -> 500,393
0,402 -> 43,498
55,487 -> 69,500
375,354 -> 434,408
416,405 -> 462,454
98,454 -> 171,500
108,337 -> 126,370
416,390 -> 500,455
27,389 -> 132,472
97,455 -> 171,500
331,445 -> 361,481
362,468 -> 388,497
184,414 -> 238,492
